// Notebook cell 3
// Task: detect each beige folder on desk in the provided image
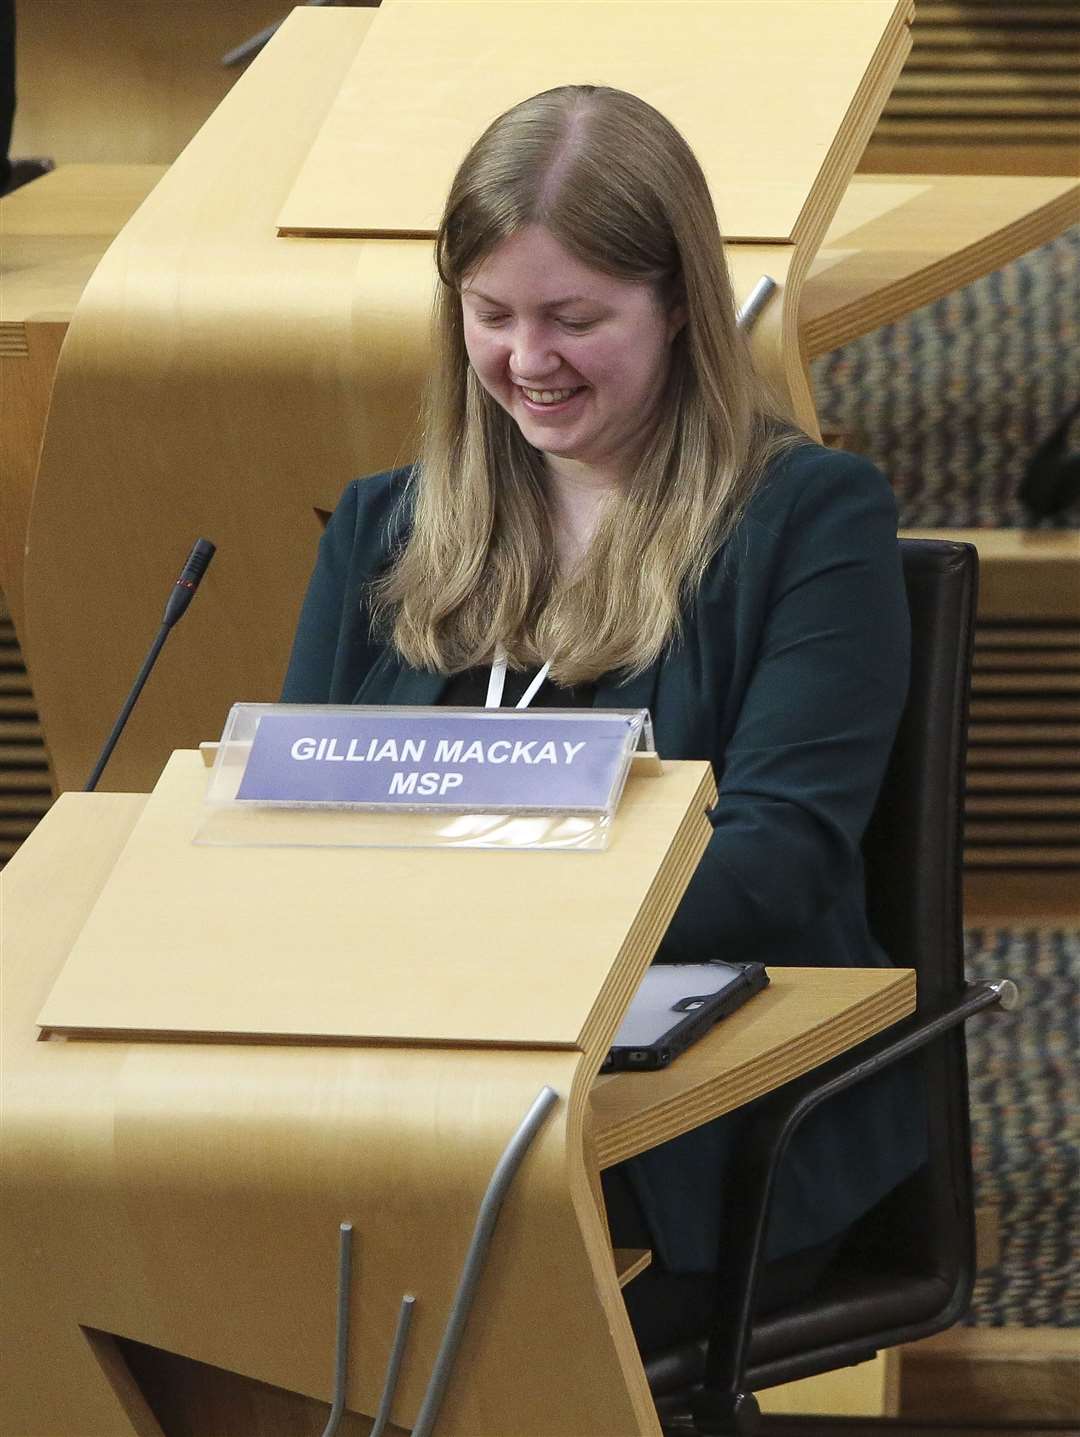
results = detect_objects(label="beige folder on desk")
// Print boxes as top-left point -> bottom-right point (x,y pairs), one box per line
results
4,749 -> 915,1435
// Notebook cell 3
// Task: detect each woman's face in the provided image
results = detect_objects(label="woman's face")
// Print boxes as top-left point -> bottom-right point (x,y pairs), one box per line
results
461,224 -> 684,481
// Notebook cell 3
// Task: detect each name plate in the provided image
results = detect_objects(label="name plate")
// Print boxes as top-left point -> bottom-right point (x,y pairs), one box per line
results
198,705 -> 653,850
235,708 -> 642,810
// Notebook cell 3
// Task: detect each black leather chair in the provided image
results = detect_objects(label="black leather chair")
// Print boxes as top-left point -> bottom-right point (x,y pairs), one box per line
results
646,539 -> 1018,1435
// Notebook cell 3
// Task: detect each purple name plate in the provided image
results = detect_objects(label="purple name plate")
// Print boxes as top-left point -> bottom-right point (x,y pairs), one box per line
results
234,709 -> 642,812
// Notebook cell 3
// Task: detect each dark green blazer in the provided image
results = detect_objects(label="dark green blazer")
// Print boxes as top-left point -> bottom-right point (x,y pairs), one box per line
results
282,442 -> 926,1272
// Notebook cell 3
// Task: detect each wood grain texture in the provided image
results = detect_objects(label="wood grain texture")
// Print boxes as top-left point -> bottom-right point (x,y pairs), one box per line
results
25,7 -> 417,798
24,2 -> 915,794
0,165 -> 167,316
901,530 -> 1080,621
590,967 -> 915,1167
0,164 -> 165,641
3,792 -> 662,1436
965,868 -> 1080,923
899,1327 -> 1080,1424
279,0 -> 912,246
3,773 -> 917,1434
9,0 -> 303,165
868,0 -> 1080,158
760,1349 -> 898,1418
0,324 -> 64,643
38,750 -> 715,1053
109,1333 -> 401,1437
803,172 -> 1080,356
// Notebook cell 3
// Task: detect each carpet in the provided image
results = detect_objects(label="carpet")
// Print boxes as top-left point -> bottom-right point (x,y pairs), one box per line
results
964,928 -> 1079,1327
811,227 -> 1080,529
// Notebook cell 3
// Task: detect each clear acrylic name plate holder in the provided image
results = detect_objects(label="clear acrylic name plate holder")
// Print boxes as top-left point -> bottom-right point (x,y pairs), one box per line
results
195,703 -> 654,852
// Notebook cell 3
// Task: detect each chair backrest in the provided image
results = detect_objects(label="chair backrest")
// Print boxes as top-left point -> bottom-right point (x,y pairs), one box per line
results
856,537 -> 979,1297
862,538 -> 978,1010
646,540 -> 983,1414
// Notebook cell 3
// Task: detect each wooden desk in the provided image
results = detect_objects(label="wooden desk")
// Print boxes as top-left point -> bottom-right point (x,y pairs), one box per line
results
804,171 -> 1080,357
0,164 -> 166,636
592,965 -> 914,1167
2,785 -> 915,1435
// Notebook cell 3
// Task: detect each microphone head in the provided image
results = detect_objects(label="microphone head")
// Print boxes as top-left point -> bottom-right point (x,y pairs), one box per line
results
162,537 -> 217,627
181,538 -> 216,584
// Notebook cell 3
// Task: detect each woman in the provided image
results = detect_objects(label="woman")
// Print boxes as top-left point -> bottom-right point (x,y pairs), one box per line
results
282,85 -> 925,1356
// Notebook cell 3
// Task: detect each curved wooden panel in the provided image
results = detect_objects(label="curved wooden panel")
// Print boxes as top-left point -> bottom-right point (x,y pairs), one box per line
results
2,793 -> 663,1436
0,164 -> 165,641
25,8 -> 416,794
10,0 -> 304,166
3,783 -> 917,1434
25,2 -> 911,794
279,0 -> 913,246
803,173 -> 1080,357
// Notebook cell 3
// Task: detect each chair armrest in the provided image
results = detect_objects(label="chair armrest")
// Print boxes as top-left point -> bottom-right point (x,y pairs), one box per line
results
690,978 -> 1015,1432
757,977 -> 1016,1136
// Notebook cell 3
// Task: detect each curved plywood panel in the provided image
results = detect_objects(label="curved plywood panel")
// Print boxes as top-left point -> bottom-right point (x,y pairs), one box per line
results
2,782 -> 914,1434
25,2 -> 912,794
26,8 -> 420,794
2,794 -> 661,1435
279,0 -> 913,245
10,0 -> 299,166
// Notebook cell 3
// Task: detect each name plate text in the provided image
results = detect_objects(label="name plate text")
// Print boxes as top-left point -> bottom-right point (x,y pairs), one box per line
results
232,707 -> 646,812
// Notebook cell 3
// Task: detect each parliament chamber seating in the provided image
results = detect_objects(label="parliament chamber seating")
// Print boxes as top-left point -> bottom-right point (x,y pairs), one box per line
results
0,3 -> 1074,1423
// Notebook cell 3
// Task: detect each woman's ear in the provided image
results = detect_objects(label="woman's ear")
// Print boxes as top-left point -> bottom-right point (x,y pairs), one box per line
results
664,274 -> 688,342
667,302 -> 688,342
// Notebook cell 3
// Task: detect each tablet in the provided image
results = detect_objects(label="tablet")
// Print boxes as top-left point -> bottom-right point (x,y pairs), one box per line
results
601,960 -> 769,1072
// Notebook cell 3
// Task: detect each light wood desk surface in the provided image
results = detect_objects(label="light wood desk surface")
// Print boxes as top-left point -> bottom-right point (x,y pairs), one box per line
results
805,171 -> 1079,357
2,786 -> 916,1435
7,788 -> 915,1162
3,163 -> 1073,351
0,164 -> 167,325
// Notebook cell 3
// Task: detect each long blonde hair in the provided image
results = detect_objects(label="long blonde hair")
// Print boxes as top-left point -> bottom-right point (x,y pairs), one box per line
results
376,85 -> 799,684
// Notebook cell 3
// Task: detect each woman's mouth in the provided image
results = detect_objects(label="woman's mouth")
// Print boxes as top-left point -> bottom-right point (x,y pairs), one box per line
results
517,385 -> 586,413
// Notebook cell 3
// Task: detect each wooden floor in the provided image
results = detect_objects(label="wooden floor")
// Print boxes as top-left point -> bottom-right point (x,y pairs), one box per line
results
899,1328 -> 1080,1428
756,1420 -> 1078,1437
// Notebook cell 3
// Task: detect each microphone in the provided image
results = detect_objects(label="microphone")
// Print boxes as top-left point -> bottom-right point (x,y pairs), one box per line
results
84,538 -> 217,792
162,538 -> 216,628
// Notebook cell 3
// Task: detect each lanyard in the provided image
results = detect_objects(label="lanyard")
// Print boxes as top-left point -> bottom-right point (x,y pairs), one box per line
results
485,644 -> 552,709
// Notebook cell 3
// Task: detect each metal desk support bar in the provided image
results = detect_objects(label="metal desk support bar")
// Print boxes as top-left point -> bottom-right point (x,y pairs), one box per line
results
371,1295 -> 416,1437
317,1087 -> 556,1436
319,1222 -> 354,1437
411,1085 -> 560,1437
736,276 -> 777,334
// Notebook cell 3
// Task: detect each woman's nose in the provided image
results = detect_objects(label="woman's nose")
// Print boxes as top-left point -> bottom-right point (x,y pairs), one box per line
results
510,324 -> 560,381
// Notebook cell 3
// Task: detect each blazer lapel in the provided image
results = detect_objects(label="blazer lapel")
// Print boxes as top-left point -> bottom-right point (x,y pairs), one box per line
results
594,657 -> 662,720
352,653 -> 449,707
385,665 -> 449,707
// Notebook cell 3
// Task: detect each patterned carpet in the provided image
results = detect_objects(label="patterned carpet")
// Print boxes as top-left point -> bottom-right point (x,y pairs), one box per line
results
813,223 -> 1078,1326
964,928 -> 1079,1327
811,226 -> 1080,529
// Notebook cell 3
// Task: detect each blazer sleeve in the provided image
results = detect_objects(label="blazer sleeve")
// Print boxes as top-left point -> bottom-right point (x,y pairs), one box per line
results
662,453 -> 910,955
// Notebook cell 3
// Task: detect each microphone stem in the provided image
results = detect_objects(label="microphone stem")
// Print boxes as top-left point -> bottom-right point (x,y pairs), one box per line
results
84,623 -> 170,792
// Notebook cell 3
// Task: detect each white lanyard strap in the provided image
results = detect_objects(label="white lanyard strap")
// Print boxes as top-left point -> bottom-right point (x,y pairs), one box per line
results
485,644 -> 551,709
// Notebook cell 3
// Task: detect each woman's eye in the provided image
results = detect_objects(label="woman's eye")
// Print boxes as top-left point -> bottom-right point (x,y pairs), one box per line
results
476,312 -> 509,327
558,319 -> 597,334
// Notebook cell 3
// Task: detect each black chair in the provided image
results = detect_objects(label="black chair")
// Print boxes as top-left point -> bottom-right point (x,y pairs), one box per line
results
646,539 -> 1018,1435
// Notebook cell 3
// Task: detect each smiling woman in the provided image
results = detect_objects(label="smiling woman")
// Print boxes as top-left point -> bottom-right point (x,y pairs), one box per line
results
371,84 -> 799,687
281,85 -> 924,1363
461,223 -> 685,570
460,225 -> 681,462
